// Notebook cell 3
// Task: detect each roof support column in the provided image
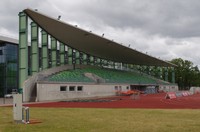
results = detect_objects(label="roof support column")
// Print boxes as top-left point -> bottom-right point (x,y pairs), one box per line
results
82,53 -> 87,65
129,64 -> 133,70
150,66 -> 155,76
96,58 -> 101,66
171,67 -> 175,83
60,43 -> 65,65
116,62 -> 121,69
105,60 -> 108,67
154,66 -> 158,77
109,61 -> 114,68
165,67 -> 168,82
158,67 -> 163,79
108,61 -> 111,68
30,22 -> 39,75
140,65 -> 144,73
64,46 -> 68,64
18,12 -> 28,89
41,30 -> 48,70
155,66 -> 159,79
75,50 -> 80,64
90,56 -> 94,65
67,47 -> 73,65
93,57 -> 97,66
51,37 -> 57,67
111,61 -> 115,69
146,66 -> 150,75
100,59 -> 103,67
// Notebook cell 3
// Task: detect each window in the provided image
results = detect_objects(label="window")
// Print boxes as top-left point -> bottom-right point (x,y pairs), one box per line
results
0,50 -> 3,55
60,86 -> 67,91
127,86 -> 129,90
119,86 -> 122,91
69,86 -> 75,91
77,86 -> 83,91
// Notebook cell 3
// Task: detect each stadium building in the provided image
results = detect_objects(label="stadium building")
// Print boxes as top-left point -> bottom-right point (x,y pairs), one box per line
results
1,8 -> 178,102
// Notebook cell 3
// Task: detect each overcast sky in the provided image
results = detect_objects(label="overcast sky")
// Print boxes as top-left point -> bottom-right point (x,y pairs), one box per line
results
0,0 -> 200,66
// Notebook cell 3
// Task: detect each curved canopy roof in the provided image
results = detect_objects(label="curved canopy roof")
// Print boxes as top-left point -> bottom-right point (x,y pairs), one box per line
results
24,8 -> 175,67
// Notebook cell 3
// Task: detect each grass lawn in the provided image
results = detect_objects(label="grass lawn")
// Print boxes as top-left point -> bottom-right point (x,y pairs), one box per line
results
0,107 -> 200,132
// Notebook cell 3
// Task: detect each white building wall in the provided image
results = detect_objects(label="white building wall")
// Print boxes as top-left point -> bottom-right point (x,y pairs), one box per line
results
159,85 -> 178,92
36,83 -> 129,102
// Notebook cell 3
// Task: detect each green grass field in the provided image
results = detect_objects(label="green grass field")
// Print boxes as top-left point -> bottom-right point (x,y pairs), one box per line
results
1,107 -> 200,132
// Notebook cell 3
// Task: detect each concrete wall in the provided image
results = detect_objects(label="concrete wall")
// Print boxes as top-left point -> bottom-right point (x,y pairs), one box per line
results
23,64 -> 90,102
36,83 -> 130,102
23,74 -> 38,102
159,85 -> 178,92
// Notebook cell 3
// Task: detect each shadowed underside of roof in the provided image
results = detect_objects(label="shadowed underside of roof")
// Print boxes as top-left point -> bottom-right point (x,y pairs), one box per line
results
24,8 -> 175,67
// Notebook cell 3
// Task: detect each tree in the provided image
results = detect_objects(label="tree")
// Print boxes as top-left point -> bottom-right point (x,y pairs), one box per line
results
170,58 -> 200,90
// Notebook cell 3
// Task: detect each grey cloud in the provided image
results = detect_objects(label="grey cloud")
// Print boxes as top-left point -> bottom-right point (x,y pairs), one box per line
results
64,0 -> 200,38
35,0 -> 200,39
0,0 -> 46,37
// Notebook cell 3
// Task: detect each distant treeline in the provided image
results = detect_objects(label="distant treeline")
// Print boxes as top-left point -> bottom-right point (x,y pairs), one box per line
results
170,58 -> 200,90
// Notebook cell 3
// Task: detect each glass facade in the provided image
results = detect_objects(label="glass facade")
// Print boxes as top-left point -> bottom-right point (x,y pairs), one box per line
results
0,43 -> 18,97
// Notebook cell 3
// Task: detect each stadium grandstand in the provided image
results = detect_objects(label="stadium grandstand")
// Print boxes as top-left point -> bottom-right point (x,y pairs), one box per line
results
16,8 -> 178,102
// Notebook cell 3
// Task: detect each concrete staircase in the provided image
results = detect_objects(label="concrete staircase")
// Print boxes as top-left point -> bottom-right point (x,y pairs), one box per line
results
84,73 -> 105,83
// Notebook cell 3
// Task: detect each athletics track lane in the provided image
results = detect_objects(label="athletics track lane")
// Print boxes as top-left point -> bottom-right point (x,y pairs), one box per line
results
25,93 -> 200,109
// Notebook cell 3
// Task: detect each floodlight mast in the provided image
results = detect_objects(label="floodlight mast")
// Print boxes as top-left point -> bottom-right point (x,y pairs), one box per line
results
58,15 -> 61,20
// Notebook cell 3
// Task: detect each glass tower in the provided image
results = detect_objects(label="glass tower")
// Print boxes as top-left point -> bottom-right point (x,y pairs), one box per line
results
0,42 -> 18,97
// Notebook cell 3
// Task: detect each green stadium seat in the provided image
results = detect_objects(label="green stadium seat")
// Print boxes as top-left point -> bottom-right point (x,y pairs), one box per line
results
47,67 -> 170,85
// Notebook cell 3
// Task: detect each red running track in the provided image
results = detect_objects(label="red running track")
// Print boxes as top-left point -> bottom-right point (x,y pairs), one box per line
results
25,93 -> 200,109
